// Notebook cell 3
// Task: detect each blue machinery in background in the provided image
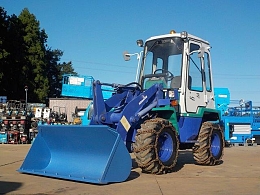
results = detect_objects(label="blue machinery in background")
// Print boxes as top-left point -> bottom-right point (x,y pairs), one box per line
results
61,74 -> 113,100
61,74 -> 94,99
214,88 -> 260,145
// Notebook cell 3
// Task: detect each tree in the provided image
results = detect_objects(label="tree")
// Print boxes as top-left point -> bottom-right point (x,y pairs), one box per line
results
0,7 -> 27,99
0,7 -> 9,90
0,7 -> 78,102
18,8 -> 49,102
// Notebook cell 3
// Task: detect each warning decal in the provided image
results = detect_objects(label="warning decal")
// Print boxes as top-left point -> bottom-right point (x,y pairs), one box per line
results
120,116 -> 131,131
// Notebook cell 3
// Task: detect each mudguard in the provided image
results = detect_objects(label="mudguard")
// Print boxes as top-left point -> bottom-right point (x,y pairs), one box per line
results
18,125 -> 132,184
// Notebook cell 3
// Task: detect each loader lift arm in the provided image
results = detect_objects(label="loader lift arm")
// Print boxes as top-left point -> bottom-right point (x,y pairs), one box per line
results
90,80 -> 169,144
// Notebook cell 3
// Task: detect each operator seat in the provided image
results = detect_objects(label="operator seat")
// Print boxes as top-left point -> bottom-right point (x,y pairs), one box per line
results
170,76 -> 182,89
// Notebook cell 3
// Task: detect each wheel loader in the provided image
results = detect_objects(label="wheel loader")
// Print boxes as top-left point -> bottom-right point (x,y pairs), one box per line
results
18,30 -> 224,184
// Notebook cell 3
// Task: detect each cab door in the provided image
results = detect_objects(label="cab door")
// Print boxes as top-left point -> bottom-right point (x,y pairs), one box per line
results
185,41 -> 206,113
202,47 -> 215,109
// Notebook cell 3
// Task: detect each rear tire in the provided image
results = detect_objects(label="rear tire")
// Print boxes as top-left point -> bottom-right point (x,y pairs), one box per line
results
193,122 -> 224,165
133,118 -> 179,174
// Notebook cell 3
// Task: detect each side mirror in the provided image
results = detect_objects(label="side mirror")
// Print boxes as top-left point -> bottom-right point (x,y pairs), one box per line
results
136,40 -> 144,47
123,51 -> 131,61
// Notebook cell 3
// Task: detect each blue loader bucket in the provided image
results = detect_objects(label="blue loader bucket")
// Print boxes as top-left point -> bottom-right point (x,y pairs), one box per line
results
18,125 -> 132,184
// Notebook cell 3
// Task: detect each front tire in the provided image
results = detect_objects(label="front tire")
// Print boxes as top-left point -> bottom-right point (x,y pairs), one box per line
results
133,118 -> 179,174
193,122 -> 224,165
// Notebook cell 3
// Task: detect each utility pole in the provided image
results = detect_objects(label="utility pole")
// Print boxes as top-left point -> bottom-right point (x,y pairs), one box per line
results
24,86 -> 28,112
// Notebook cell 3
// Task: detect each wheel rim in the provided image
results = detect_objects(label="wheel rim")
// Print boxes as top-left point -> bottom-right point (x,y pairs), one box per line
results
211,132 -> 221,157
158,132 -> 174,162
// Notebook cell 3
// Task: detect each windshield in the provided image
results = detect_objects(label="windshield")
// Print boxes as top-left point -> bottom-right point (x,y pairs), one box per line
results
140,37 -> 184,88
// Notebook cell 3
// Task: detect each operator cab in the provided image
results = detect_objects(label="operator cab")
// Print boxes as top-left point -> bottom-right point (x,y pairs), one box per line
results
137,30 -> 215,113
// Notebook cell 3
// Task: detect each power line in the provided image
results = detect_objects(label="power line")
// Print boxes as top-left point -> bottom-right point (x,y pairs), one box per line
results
62,58 -> 137,69
214,73 -> 260,77
214,76 -> 259,80
75,66 -> 134,74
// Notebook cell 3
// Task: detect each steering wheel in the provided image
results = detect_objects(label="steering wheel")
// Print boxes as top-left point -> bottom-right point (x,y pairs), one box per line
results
154,69 -> 174,81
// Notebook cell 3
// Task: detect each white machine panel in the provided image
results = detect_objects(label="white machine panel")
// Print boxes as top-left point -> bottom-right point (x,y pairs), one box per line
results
233,125 -> 251,134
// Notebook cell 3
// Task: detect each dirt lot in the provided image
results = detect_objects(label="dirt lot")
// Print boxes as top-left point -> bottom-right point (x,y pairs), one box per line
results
0,144 -> 260,195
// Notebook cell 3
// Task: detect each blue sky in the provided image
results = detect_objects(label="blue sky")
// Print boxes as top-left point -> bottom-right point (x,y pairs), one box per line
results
1,0 -> 260,104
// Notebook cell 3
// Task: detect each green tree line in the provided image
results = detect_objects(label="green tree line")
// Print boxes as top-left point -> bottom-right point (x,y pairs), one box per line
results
0,7 -> 77,103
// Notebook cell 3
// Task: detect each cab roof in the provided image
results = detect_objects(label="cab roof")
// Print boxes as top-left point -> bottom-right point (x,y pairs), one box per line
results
146,32 -> 210,45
